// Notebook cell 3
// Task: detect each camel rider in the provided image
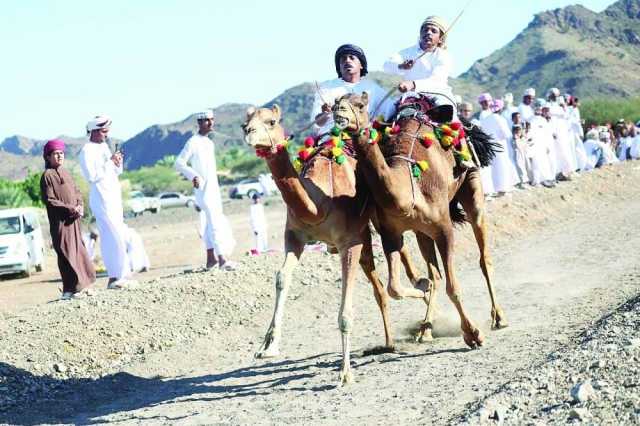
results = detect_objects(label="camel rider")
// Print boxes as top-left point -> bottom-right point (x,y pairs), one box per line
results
311,44 -> 390,137
384,16 -> 473,168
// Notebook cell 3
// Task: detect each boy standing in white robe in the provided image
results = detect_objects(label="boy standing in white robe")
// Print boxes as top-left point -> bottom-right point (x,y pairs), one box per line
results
249,193 -> 268,254
176,110 -> 236,270
79,115 -> 136,289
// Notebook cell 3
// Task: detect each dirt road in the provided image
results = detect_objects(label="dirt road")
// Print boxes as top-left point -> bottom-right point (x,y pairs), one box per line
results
1,163 -> 640,424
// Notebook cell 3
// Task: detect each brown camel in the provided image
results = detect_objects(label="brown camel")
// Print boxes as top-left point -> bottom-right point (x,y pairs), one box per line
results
242,98 -> 400,385
336,96 -> 501,349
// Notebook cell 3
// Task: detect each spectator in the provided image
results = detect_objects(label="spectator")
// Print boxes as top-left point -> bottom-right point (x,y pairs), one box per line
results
249,193 -> 268,254
79,115 -> 137,289
40,139 -> 96,299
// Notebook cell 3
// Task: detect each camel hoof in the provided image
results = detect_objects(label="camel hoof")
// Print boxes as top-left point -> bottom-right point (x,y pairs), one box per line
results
463,328 -> 484,349
416,322 -> 434,343
492,309 -> 509,330
339,370 -> 354,386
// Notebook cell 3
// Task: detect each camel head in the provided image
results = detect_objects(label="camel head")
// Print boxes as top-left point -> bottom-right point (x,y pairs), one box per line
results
332,92 -> 369,132
242,104 -> 286,151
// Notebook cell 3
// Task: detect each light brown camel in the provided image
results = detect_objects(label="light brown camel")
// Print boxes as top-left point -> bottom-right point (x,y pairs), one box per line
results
336,96 -> 500,349
242,97 -> 404,385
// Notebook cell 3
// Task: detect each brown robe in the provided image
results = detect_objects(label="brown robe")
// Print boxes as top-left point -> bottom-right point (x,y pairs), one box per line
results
41,167 -> 96,293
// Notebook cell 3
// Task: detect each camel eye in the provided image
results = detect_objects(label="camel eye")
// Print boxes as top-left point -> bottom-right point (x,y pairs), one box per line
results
269,119 -> 276,126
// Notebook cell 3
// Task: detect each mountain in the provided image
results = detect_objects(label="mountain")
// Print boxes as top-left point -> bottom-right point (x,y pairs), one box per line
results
0,135 -> 121,180
4,0 -> 638,177
120,72 -> 481,170
457,0 -> 640,98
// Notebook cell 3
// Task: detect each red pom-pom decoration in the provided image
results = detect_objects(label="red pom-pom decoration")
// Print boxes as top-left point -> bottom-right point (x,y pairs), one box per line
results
458,128 -> 466,139
304,136 -> 315,148
450,122 -> 462,131
391,124 -> 401,134
372,120 -> 382,130
299,150 -> 311,161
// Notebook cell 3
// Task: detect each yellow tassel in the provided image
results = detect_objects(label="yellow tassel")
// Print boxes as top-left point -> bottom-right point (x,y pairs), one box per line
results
332,147 -> 343,157
293,159 -> 302,173
417,160 -> 429,171
441,135 -> 454,146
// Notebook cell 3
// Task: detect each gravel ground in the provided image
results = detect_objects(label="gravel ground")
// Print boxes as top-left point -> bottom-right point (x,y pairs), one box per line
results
1,162 -> 640,424
459,287 -> 640,425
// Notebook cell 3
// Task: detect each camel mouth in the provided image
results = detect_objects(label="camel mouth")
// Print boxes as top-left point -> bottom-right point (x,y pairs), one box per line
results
334,115 -> 350,130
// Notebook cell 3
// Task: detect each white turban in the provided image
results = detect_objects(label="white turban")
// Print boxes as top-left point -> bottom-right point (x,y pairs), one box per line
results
547,87 -> 561,98
477,93 -> 493,103
523,88 -> 536,97
503,93 -> 514,104
585,129 -> 599,140
196,110 -> 214,120
86,115 -> 112,133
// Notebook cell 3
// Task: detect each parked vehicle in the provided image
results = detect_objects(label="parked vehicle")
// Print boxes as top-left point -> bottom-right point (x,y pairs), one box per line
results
126,190 -> 161,217
157,192 -> 196,209
228,174 -> 278,199
0,208 -> 45,277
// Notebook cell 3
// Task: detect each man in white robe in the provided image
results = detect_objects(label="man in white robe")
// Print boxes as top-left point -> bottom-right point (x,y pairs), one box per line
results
518,88 -> 536,124
480,104 -> 517,194
566,96 -> 587,171
546,89 -> 575,179
176,110 -> 236,270
312,44 -> 388,136
476,93 -> 493,121
383,16 -> 457,118
79,115 -> 136,289
527,102 -> 556,187
501,93 -> 519,128
249,193 -> 268,254
583,129 -> 606,170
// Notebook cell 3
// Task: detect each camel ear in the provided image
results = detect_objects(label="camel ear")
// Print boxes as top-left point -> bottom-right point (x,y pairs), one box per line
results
246,106 -> 256,119
361,92 -> 369,107
271,104 -> 281,121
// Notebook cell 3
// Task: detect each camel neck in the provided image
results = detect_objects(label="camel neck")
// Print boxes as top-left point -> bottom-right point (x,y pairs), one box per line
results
264,149 -> 323,224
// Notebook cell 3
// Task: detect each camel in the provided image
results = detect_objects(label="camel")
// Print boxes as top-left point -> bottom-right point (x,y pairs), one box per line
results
242,97 -> 401,385
336,94 -> 507,348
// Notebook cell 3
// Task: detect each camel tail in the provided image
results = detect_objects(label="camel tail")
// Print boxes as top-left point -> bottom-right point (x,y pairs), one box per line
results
449,199 -> 467,226
460,117 -> 502,168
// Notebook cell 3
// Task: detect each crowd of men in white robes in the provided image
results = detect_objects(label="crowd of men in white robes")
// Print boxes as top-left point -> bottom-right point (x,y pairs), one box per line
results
457,88 -> 639,197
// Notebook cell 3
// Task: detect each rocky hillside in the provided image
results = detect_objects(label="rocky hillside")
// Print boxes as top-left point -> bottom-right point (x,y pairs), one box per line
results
458,0 -> 640,98
0,135 -> 121,179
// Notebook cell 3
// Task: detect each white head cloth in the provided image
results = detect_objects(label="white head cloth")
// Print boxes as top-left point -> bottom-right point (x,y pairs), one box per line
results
547,87 -> 561,98
86,115 -> 112,133
523,88 -> 536,97
196,110 -> 214,120
585,129 -> 599,140
503,93 -> 514,104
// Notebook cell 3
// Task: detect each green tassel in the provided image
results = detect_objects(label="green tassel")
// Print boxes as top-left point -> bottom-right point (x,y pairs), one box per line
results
331,126 -> 341,136
336,155 -> 346,165
412,165 -> 421,178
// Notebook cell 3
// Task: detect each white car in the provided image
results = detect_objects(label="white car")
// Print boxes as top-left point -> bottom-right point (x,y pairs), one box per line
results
126,190 -> 161,216
228,174 -> 278,199
157,192 -> 196,209
0,208 -> 45,277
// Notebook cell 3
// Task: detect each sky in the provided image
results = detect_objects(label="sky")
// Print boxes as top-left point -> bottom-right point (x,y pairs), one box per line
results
0,0 -> 614,141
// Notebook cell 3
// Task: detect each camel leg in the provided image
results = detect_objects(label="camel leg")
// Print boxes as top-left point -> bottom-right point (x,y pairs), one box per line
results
435,226 -> 484,349
381,231 -> 426,300
338,243 -> 363,385
415,233 -> 442,342
255,231 -> 304,358
359,227 -> 394,350
458,169 -> 508,329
